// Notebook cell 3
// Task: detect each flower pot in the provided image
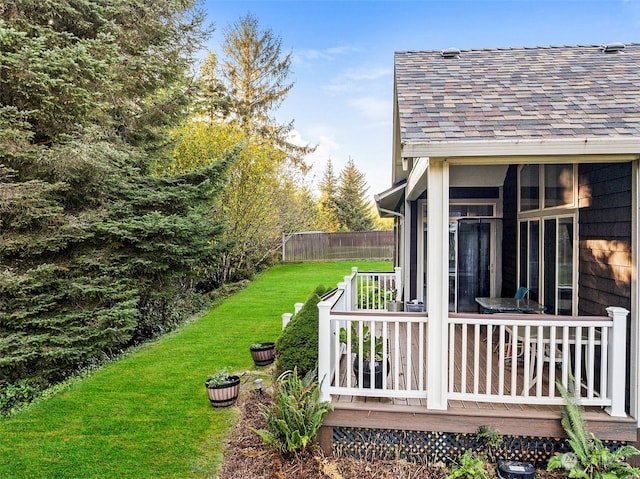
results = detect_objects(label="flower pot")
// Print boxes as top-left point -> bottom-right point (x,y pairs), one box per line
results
250,342 -> 276,366
353,356 -> 390,389
386,300 -> 404,312
206,375 -> 240,407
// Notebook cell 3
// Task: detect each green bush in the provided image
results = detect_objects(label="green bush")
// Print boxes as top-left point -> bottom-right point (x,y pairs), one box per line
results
447,450 -> 491,479
252,368 -> 333,454
547,381 -> 640,479
275,285 -> 327,377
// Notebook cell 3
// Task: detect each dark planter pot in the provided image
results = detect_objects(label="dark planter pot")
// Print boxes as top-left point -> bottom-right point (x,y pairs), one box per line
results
206,375 -> 240,407
352,357 -> 390,389
250,342 -> 276,366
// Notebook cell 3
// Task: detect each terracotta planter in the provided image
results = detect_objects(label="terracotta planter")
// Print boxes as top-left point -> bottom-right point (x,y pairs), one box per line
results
206,375 -> 240,407
250,342 -> 276,366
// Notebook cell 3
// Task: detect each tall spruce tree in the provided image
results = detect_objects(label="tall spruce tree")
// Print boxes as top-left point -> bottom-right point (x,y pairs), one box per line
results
317,159 -> 341,232
336,158 -> 376,231
0,0 -> 227,401
201,12 -> 314,167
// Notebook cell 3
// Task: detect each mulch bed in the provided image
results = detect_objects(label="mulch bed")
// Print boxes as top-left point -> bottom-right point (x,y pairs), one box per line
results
219,388 -> 452,479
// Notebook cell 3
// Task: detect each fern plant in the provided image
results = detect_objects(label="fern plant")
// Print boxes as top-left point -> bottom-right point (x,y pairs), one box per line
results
252,368 -> 333,454
447,450 -> 490,479
547,381 -> 640,479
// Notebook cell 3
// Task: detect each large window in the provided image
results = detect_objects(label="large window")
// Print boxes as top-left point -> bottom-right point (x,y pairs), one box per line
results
518,165 -> 577,315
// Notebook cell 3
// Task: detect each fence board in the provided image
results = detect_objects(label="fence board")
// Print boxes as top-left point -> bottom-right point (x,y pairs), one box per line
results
282,231 -> 393,262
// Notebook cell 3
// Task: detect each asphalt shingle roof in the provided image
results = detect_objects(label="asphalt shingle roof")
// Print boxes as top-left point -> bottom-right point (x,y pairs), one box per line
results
395,44 -> 640,143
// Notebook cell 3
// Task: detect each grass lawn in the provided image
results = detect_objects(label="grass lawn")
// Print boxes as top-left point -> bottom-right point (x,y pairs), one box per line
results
0,261 -> 390,478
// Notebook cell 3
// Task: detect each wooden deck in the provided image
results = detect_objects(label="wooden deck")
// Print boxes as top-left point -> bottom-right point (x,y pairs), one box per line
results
324,322 -> 637,442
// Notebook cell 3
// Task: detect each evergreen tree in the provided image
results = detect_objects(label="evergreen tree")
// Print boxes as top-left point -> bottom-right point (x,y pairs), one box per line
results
0,0 -> 226,399
317,159 -> 341,232
221,12 -> 292,133
201,12 -> 314,168
336,158 -> 376,231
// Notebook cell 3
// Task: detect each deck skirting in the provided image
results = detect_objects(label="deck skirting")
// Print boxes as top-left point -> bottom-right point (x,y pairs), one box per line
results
322,425 -> 624,467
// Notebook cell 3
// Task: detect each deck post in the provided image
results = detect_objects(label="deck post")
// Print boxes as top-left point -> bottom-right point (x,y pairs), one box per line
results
394,266 -> 403,301
318,300 -> 333,403
606,306 -> 629,417
426,158 -> 449,410
294,302 -> 304,315
282,313 -> 292,329
348,267 -> 358,310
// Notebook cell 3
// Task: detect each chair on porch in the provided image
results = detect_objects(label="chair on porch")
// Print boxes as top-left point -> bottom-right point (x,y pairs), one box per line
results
514,287 -> 529,299
500,287 -> 530,358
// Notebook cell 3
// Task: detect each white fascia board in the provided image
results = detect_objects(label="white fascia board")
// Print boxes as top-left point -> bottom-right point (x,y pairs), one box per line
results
401,137 -> 640,161
406,157 -> 429,201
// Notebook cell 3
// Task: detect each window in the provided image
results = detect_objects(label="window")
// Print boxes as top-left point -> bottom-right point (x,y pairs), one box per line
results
520,216 -> 574,314
520,164 -> 539,211
544,164 -> 574,208
519,220 -> 540,301
449,204 -> 494,218
519,164 -> 575,212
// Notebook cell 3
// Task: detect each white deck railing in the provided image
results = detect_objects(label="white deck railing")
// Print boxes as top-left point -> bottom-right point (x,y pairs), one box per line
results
345,266 -> 402,310
318,286 -> 428,400
448,309 -> 627,416
317,268 -> 628,417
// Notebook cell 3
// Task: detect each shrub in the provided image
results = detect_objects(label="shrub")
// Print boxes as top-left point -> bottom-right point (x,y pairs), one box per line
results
447,450 -> 491,479
547,381 -> 640,479
275,285 -> 327,377
252,368 -> 333,454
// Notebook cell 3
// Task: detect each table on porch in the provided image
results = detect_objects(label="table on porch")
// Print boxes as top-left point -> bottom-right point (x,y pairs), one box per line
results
475,297 -> 546,314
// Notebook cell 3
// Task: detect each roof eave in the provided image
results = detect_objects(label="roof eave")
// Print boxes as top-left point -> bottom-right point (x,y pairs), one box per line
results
401,137 -> 640,161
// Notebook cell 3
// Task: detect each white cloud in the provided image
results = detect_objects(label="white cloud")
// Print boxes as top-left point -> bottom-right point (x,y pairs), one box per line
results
293,45 -> 361,64
349,96 -> 393,122
324,65 -> 392,93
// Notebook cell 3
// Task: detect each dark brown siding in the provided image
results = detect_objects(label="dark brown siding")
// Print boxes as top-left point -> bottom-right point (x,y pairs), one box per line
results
577,162 -> 632,315
501,165 -> 519,296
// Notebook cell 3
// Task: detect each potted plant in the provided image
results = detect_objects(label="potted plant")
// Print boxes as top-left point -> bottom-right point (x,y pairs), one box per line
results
205,369 -> 241,407
249,341 -> 276,366
385,289 -> 404,312
339,323 -> 389,389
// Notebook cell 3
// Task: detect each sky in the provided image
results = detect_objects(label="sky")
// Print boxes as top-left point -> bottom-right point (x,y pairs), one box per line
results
201,0 -> 640,200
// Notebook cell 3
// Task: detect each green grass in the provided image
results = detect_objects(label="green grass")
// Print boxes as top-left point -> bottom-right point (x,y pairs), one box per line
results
0,261 -> 390,478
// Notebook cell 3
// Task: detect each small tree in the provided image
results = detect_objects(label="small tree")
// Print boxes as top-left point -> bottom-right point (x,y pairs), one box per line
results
275,285 -> 327,377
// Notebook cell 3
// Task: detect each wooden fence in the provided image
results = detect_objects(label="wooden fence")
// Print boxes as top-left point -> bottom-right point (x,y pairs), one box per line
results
282,231 -> 394,262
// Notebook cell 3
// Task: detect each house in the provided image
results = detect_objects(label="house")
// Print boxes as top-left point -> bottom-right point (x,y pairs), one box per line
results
316,43 -> 640,462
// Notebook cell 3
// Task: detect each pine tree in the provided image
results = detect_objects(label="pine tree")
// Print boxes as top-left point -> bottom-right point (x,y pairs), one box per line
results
317,159 -> 341,232
336,158 -> 376,231
202,13 -> 314,168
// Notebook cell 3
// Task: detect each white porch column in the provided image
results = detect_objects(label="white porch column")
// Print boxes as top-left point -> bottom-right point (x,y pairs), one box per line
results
427,159 -> 449,410
606,306 -> 629,417
317,300 -> 333,403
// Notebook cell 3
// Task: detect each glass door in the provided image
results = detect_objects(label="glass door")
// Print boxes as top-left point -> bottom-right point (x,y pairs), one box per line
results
456,220 -> 492,312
